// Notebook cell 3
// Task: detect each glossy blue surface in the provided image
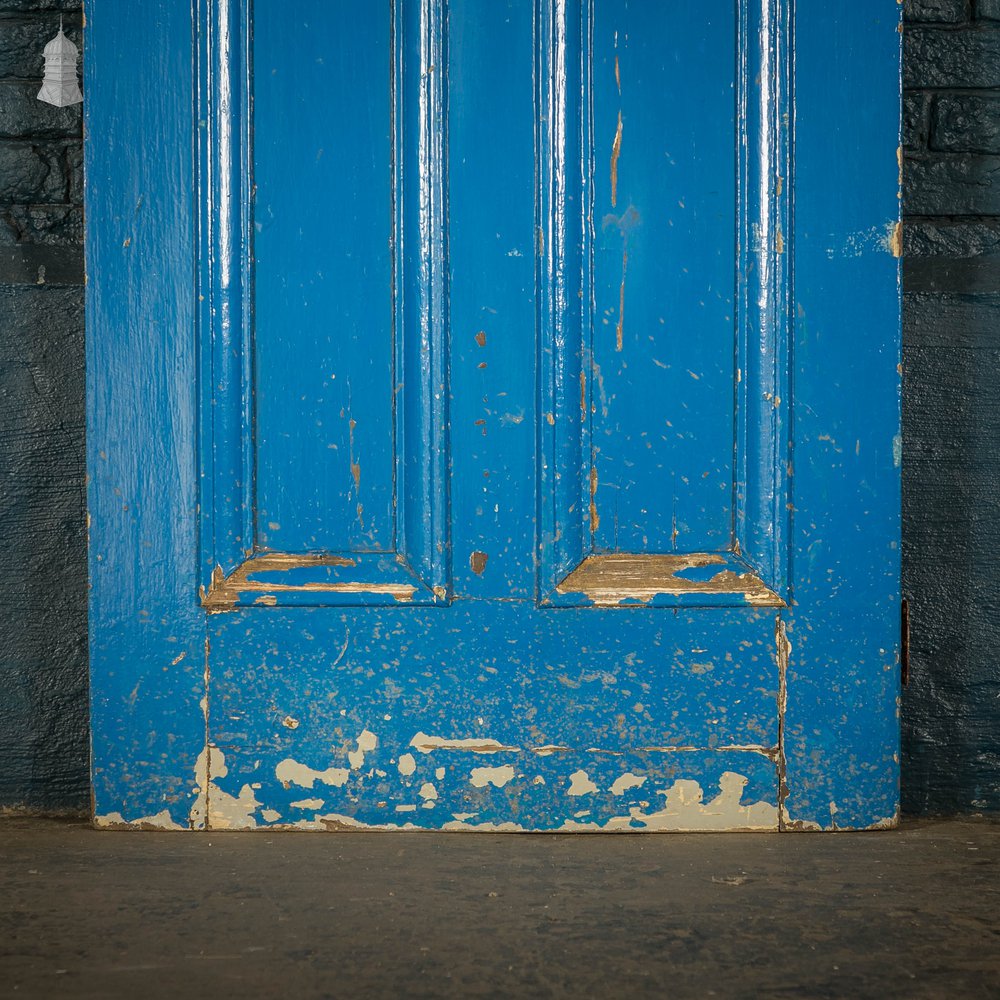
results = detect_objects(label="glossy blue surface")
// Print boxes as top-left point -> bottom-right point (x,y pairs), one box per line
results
591,1 -> 737,553
86,0 -> 902,831
254,3 -> 396,554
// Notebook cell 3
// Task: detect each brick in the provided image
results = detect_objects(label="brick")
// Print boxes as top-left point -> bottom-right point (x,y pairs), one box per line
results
64,137 -> 80,203
0,1 -> 80,10
0,15 -> 82,79
905,256 -> 1000,292
904,27 -> 1000,88
905,152 -> 1000,214
0,203 -> 82,245
904,293 -> 1000,349
978,0 -> 1000,21
932,94 -> 1000,153
0,140 -> 64,201
904,220 -> 1000,256
905,0 -> 969,22
904,93 -> 931,151
0,81 -> 80,139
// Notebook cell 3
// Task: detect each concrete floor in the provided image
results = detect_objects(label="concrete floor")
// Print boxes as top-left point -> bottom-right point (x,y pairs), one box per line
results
1,818 -> 998,999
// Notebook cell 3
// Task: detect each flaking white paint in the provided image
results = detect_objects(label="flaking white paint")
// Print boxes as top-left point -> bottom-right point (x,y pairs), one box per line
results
410,732 -> 520,754
94,809 -> 183,831
610,773 -> 647,795
275,758 -> 350,789
348,729 -> 378,770
567,770 -> 599,796
470,765 -> 516,788
190,747 -> 262,830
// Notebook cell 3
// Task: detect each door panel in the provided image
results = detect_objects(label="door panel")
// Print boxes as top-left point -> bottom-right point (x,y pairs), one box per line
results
201,0 -> 449,608
253,2 -> 396,555
538,0 -> 789,608
86,0 -> 903,832
590,1 -> 737,554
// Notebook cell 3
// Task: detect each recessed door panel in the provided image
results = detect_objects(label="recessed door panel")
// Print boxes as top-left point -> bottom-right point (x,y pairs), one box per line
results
538,0 -> 788,608
253,2 -> 395,554
591,2 -> 737,554
199,0 -> 449,609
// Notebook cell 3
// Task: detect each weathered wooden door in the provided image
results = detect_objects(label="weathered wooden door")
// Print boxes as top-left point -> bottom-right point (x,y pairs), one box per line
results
86,1 -> 902,831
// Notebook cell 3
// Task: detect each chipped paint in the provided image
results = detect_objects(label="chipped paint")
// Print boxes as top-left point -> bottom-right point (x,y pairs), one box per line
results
347,729 -> 378,770
397,753 -> 416,776
889,220 -> 903,258
94,810 -> 184,831
567,770 -> 598,796
442,820 -> 527,832
556,554 -> 783,606
201,553 -> 417,611
589,466 -> 600,533
627,773 -> 776,831
470,765 -> 516,789
615,247 -> 627,351
275,758 -> 349,790
558,773 -> 780,832
610,773 -> 647,795
190,747 -> 261,830
410,733 -> 520,754
290,798 -> 325,810
610,111 -> 623,207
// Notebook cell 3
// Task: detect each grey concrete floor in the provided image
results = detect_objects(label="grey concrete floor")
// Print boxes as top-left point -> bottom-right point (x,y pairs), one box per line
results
1,818 -> 998,999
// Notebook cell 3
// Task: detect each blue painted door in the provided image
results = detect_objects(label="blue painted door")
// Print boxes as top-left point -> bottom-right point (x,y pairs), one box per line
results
85,1 -> 902,831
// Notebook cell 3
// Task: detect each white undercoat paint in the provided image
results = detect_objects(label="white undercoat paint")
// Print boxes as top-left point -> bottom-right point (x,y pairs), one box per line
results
610,773 -> 647,795
567,770 -> 599,796
94,809 -> 183,831
410,732 -> 520,754
348,729 -> 378,770
275,758 -> 350,789
469,765 -> 516,788
190,747 -> 262,830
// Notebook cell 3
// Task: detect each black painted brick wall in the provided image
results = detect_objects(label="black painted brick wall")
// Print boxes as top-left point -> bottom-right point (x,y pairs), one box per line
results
903,0 -> 1000,813
0,0 -> 88,813
0,3 -> 997,814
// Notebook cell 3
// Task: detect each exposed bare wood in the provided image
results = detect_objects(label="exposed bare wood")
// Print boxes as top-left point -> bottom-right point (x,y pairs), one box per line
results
556,554 -> 784,606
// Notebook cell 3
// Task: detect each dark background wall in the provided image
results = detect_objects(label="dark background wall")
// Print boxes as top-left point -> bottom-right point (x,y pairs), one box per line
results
902,0 -> 1000,814
0,0 -> 88,813
0,0 -> 998,816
